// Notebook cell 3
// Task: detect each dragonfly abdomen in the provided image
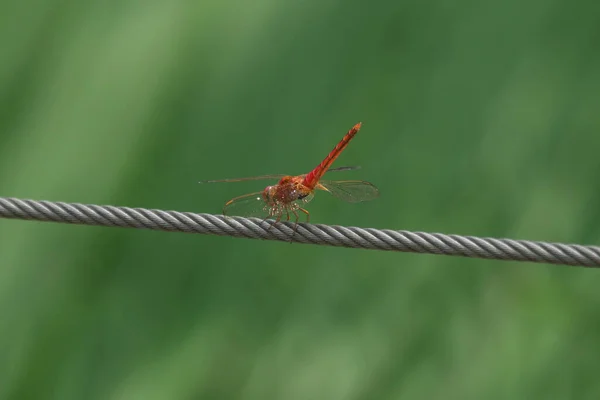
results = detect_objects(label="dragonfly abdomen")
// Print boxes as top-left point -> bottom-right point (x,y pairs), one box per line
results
302,122 -> 362,188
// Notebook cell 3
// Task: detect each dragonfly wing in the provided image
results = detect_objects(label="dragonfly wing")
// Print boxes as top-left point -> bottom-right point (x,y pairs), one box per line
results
199,174 -> 286,184
223,192 -> 270,218
317,180 -> 380,203
200,167 -> 360,184
327,166 -> 361,172
200,167 -> 359,184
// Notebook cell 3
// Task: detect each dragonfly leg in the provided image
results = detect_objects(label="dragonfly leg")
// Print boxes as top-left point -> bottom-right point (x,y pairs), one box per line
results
287,209 -> 299,234
299,207 -> 310,223
266,216 -> 278,232
262,208 -> 278,231
262,216 -> 272,231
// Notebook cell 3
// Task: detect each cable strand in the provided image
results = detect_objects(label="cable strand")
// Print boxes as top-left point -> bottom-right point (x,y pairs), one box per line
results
0,196 -> 599,267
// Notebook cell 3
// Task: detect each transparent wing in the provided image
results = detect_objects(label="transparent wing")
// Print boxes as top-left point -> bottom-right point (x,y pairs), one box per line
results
328,166 -> 361,172
317,180 -> 380,203
199,175 -> 285,184
199,166 -> 359,184
222,192 -> 269,218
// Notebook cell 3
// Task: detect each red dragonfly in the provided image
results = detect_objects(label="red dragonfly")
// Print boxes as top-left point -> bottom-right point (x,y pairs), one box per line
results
199,122 -> 379,223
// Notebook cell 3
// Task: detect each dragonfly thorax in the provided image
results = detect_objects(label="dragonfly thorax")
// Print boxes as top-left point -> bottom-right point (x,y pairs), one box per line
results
262,176 -> 313,206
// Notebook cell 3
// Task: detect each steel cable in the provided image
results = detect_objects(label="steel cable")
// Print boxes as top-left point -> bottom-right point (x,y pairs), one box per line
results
0,197 -> 599,267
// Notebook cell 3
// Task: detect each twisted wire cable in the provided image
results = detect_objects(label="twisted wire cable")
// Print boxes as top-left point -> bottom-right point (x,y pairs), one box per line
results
0,196 -> 599,267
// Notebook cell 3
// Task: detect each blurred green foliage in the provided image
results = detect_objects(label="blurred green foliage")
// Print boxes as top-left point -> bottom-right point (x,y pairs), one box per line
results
1,0 -> 600,398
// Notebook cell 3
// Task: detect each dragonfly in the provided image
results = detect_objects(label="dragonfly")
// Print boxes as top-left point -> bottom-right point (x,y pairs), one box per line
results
199,122 -> 379,224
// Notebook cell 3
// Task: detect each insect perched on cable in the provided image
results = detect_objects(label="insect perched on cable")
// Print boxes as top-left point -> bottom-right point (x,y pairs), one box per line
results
199,122 -> 379,227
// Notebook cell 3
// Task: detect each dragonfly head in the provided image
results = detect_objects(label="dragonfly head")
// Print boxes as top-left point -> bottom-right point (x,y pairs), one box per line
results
262,185 -> 277,203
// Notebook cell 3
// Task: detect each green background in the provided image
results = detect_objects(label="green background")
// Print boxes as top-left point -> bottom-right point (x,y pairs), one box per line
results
1,0 -> 600,398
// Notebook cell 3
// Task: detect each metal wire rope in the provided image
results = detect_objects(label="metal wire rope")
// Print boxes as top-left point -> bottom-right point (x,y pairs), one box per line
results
0,196 -> 599,267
